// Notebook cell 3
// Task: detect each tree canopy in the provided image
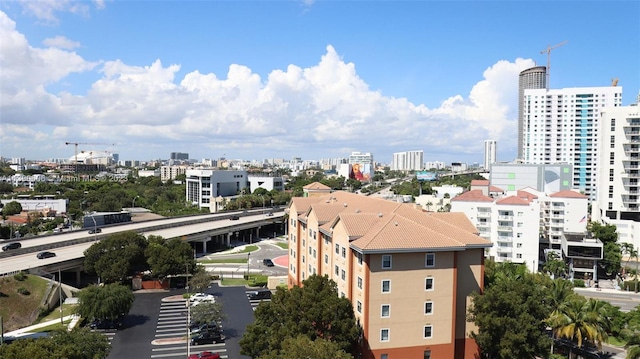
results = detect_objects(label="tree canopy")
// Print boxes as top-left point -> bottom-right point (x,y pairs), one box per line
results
239,275 -> 360,358
145,236 -> 195,279
0,327 -> 111,359
190,301 -> 226,325
2,201 -> 22,216
76,283 -> 135,321
257,335 -> 353,359
83,231 -> 148,283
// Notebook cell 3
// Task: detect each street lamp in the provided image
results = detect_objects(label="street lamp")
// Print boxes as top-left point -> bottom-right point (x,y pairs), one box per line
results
132,195 -> 140,213
247,252 -> 251,279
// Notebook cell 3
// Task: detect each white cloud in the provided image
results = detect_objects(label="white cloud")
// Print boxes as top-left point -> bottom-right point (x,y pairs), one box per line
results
43,35 -> 80,49
0,10 -> 537,163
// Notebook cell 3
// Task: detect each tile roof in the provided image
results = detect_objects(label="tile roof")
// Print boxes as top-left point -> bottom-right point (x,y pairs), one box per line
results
550,190 -> 588,199
470,180 -> 489,186
290,191 -> 490,253
451,190 -> 493,202
303,182 -> 331,190
489,185 -> 504,192
496,195 -> 530,206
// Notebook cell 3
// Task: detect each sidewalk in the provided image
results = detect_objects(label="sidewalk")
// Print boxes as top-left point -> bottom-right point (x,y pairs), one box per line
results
4,314 -> 78,338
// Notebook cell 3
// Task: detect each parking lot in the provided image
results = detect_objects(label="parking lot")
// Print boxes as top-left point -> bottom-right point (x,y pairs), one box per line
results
106,283 -> 264,359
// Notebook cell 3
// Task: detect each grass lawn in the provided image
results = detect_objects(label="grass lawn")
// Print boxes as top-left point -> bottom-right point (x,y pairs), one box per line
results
274,242 -> 288,249
199,258 -> 248,264
0,273 -> 50,332
37,304 -> 78,323
34,320 -> 71,333
237,245 -> 258,253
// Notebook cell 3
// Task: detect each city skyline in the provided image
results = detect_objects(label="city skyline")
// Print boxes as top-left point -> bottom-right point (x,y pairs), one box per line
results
1,1 -> 638,165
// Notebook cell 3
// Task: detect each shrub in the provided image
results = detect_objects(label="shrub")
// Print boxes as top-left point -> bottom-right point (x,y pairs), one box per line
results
14,271 -> 27,281
573,279 -> 585,288
17,287 -> 30,295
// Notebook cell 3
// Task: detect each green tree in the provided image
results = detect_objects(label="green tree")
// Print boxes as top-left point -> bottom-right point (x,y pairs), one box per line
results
83,231 -> 148,283
190,301 -> 226,325
0,327 -> 110,359
548,297 -> 609,357
76,283 -> 135,321
188,266 -> 212,293
544,278 -> 576,355
2,201 -> 22,216
543,251 -> 568,279
240,275 -> 359,358
257,335 -> 353,359
469,268 -> 552,358
144,236 -> 195,280
0,182 -> 13,194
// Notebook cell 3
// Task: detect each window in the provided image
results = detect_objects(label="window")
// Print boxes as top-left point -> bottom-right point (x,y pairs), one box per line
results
424,325 -> 433,338
380,329 -> 389,342
357,276 -> 363,289
424,350 -> 431,359
324,254 -> 328,264
425,301 -> 433,315
309,229 -> 312,237
341,269 -> 346,281
313,249 -> 316,258
425,253 -> 435,267
381,355 -> 388,359
342,247 -> 346,258
335,265 -> 339,276
382,280 -> 390,293
309,246 -> 312,255
425,277 -> 434,291
335,244 -> 340,254
302,255 -> 305,263
382,255 -> 392,269
357,252 -> 363,265
356,300 -> 362,313
381,304 -> 390,317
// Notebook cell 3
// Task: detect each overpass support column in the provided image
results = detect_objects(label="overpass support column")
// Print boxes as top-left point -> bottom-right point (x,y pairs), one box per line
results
75,269 -> 82,286
255,227 -> 260,241
227,233 -> 232,247
203,238 -> 208,254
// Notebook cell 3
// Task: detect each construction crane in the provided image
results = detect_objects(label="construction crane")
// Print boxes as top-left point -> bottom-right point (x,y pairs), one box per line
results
540,40 -> 568,90
64,141 -> 115,178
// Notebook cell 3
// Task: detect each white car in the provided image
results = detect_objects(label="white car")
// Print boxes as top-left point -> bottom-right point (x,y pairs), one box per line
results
189,293 -> 216,306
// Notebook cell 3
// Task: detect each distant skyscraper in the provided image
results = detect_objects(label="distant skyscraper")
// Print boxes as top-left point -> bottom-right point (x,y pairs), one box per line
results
518,66 -> 546,160
522,86 -> 623,199
391,150 -> 423,171
483,140 -> 496,169
170,152 -> 189,160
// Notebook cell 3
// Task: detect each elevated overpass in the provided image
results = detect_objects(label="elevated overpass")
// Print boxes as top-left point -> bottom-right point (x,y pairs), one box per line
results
0,209 -> 286,277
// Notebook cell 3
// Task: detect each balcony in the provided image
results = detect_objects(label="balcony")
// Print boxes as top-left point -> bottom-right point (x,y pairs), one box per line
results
476,211 -> 491,219
498,215 -> 513,220
497,226 -> 513,231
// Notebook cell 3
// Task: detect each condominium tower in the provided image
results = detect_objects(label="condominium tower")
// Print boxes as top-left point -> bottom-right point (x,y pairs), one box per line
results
521,86 -> 623,199
391,150 -> 424,171
518,66 -> 547,160
483,140 -> 496,170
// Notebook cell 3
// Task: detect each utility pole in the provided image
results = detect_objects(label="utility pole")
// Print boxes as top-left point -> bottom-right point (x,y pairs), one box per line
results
540,40 -> 568,90
59,269 -> 63,326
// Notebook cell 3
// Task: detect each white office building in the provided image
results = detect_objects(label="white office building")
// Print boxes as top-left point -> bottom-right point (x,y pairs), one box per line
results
522,86 -> 623,199
247,176 -> 285,193
186,169 -> 248,212
483,140 -> 497,170
593,105 -> 640,248
391,150 -> 424,171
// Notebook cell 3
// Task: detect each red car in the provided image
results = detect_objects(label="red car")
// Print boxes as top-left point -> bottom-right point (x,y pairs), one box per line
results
188,352 -> 220,359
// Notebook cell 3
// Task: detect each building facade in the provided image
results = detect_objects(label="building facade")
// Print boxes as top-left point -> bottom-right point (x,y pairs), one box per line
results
391,151 -> 424,171
594,105 -> 640,248
521,86 -> 623,199
489,163 -> 573,193
518,66 -> 547,160
185,169 -> 248,212
287,190 -> 491,359
247,176 -> 284,193
160,165 -> 189,182
483,140 -> 496,170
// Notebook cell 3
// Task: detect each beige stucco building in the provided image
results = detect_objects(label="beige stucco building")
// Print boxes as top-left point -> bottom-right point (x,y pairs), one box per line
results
287,187 -> 491,359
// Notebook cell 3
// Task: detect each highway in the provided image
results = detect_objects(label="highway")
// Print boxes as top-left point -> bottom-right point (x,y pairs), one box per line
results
0,210 -> 285,276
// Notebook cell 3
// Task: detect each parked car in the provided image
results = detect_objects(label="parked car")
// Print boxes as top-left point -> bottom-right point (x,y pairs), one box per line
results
88,228 -> 102,234
262,258 -> 274,267
189,293 -> 216,306
89,318 -> 122,330
188,351 -> 220,359
265,212 -> 274,217
229,215 -> 240,221
190,320 -> 222,332
191,331 -> 225,345
190,322 -> 222,335
36,251 -> 56,259
247,289 -> 272,301
2,242 -> 21,251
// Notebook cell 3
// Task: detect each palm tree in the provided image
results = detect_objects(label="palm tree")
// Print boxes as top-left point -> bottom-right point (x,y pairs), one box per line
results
625,332 -> 640,359
545,279 -> 576,355
549,297 -> 609,358
425,201 -> 433,212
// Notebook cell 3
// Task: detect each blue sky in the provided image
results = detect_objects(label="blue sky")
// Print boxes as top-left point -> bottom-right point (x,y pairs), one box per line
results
1,0 -> 638,165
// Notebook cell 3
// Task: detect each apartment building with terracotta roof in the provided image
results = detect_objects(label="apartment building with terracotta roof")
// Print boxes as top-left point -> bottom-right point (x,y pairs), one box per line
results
287,189 -> 492,359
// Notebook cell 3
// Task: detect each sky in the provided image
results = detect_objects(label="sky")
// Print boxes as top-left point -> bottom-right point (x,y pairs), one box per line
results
0,1 -> 638,166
